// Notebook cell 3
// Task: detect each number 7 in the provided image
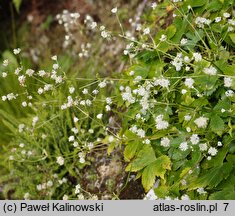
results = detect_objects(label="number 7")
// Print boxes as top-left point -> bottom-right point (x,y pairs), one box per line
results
223,203 -> 229,211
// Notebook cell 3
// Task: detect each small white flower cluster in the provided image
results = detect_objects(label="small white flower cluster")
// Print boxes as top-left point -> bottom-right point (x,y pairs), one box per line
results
155,115 -> 169,130
56,156 -> 64,166
203,66 -> 217,75
224,77 -> 233,88
2,93 -> 18,101
195,17 -> 212,28
129,125 -> 146,138
36,180 -> 53,191
160,137 -> 170,147
194,116 -> 209,128
171,53 -> 183,71
100,26 -> 111,39
56,10 -> 80,48
153,77 -> 170,88
121,86 -> 135,103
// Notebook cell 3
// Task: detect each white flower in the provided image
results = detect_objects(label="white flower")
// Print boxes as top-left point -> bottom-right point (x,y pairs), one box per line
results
181,89 -> 187,94
56,156 -> 64,166
18,75 -> 26,86
111,7 -> 117,14
82,88 -> 88,94
224,77 -> 233,87
194,116 -> 209,128
208,147 -> 218,156
19,143 -> 25,148
190,134 -> 200,145
184,115 -> 191,121
137,129 -> 145,138
106,97 -> 112,104
160,34 -> 167,41
225,90 -> 234,97
108,136 -> 114,142
2,59 -> 9,67
129,71 -> 135,76
221,108 -> 226,113
32,116 -> 39,127
180,38 -> 188,45
92,89 -> 99,94
97,113 -> 103,119
154,77 -> 170,88
197,187 -> 207,194
24,192 -> 30,200
63,195 -> 69,200
155,115 -> 169,130
105,105 -> 111,111
151,2 -> 157,9
79,157 -> 85,164
47,180 -> 53,187
2,72 -> 7,78
181,194 -> 190,200
98,81 -> 107,88
101,30 -> 110,38
68,136 -> 75,142
38,88 -> 44,95
179,142 -> 188,151
26,69 -> 35,77
69,86 -> 75,94
223,12 -> 230,18
217,141 -> 223,146
193,52 -> 202,62
160,137 -> 170,147
199,143 -> 208,151
203,66 -> 217,75
53,64 -> 59,70
184,78 -> 194,88
75,184 -> 81,194
13,48 -> 21,55
38,70 -> 46,77
22,101 -> 27,107
18,124 -> 25,133
51,55 -> 57,61
215,17 -> 221,22
171,53 -> 183,71
143,27 -> 150,35
73,117 -> 79,123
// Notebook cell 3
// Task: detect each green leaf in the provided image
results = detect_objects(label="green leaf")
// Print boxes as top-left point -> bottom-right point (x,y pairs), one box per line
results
142,163 -> 157,192
126,145 -> 156,172
187,0 -> 207,7
229,33 -> 235,44
124,141 -> 142,162
209,188 -> 235,200
209,115 -> 225,134
189,162 -> 233,189
13,0 -> 22,13
142,155 -> 171,191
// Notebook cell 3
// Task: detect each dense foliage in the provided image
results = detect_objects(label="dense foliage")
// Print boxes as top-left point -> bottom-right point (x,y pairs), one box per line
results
1,0 -> 235,200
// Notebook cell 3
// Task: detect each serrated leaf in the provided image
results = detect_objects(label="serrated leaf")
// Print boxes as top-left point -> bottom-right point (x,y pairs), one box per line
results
141,155 -> 171,191
210,115 -> 225,133
124,141 -> 142,161
189,162 -> 233,189
125,145 -> 156,172
142,163 -> 157,191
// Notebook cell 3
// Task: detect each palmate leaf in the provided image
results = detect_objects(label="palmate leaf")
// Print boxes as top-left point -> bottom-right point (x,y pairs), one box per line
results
142,155 -> 171,191
125,145 -> 156,172
188,162 -> 233,190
